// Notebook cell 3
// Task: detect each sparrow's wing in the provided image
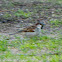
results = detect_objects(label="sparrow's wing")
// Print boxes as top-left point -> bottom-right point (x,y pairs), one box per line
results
22,25 -> 37,32
9,24 -> 37,35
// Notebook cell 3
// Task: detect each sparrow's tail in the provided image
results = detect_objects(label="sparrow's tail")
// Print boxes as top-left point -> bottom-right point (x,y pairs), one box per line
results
9,30 -> 24,35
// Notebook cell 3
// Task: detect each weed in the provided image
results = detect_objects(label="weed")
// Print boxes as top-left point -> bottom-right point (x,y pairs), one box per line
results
0,40 -> 8,51
14,9 -> 32,18
3,13 -> 11,18
49,19 -> 62,27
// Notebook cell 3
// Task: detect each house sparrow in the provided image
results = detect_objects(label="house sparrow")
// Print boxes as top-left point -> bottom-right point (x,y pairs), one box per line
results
9,20 -> 45,37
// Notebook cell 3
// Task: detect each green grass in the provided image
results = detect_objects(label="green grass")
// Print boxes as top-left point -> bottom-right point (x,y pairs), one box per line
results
14,9 -> 32,18
45,0 -> 62,4
0,40 -> 8,51
3,13 -> 11,18
49,19 -> 62,27
0,35 -> 62,62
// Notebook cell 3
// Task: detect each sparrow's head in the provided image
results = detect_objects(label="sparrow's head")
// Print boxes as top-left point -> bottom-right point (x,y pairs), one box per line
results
37,19 -> 45,29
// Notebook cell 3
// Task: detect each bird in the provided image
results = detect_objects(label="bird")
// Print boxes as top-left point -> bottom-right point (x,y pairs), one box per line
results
9,20 -> 45,37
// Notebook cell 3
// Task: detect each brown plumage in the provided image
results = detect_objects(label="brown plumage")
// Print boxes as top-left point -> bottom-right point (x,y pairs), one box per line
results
19,23 -> 42,32
9,20 -> 45,35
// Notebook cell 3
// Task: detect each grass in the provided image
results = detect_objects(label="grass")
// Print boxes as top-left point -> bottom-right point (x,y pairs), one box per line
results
3,13 -> 11,18
1,9 -> 32,21
49,19 -> 62,27
14,9 -> 32,18
0,0 -> 62,62
0,34 -> 62,62
46,0 -> 62,4
0,40 -> 8,51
